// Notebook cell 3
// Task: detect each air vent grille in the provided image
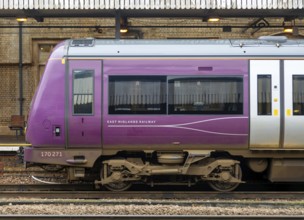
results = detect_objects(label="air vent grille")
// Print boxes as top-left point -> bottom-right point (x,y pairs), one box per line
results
71,39 -> 95,47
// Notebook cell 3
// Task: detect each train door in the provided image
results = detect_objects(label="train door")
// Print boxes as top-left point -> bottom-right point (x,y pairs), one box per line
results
249,60 -> 281,148
283,61 -> 304,148
67,60 -> 102,148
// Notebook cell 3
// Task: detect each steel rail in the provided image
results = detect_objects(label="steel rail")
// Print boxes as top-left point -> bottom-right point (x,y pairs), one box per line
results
1,187 -> 304,200
0,198 -> 302,207
2,171 -> 64,174
0,215 -> 303,220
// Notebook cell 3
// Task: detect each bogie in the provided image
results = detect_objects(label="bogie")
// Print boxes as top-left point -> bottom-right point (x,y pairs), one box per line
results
96,151 -> 243,192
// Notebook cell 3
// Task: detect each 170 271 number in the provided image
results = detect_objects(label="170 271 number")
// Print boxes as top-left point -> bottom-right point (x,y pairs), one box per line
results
41,151 -> 63,158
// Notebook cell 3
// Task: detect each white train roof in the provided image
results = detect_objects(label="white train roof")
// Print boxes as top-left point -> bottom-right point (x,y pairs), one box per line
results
66,37 -> 304,57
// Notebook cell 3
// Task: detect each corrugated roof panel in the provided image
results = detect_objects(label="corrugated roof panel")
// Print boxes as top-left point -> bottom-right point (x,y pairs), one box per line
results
37,0 -> 42,9
12,1 -> 16,9
1,0 -> 304,9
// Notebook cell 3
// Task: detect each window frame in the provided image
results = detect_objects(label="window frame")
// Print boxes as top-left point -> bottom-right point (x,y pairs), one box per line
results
108,75 -> 245,116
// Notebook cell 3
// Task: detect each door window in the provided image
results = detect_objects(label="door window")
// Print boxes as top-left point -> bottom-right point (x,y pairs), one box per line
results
257,75 -> 272,115
293,75 -> 304,115
73,70 -> 94,115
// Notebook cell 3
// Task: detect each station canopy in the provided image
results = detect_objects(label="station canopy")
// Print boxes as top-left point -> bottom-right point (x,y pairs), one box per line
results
0,0 -> 303,18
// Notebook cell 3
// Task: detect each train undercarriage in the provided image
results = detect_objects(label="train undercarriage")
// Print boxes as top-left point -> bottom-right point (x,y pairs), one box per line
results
93,151 -> 243,192
27,147 -> 304,192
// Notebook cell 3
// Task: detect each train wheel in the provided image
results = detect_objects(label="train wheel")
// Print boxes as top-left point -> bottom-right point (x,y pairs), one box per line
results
103,181 -> 132,191
101,163 -> 132,191
207,163 -> 242,192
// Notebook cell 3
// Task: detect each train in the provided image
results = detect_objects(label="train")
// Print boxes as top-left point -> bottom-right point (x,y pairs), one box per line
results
24,36 -> 304,191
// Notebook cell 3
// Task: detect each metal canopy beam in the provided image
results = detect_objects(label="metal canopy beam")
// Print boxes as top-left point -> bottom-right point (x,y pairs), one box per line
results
2,9 -> 304,19
115,11 -> 121,40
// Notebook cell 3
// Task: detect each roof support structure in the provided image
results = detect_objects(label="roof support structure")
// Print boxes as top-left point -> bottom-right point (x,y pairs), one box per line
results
18,20 -> 24,117
242,18 -> 270,35
115,11 -> 121,40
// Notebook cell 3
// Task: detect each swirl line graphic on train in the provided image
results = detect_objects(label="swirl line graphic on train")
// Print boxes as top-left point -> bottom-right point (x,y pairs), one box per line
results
108,117 -> 248,136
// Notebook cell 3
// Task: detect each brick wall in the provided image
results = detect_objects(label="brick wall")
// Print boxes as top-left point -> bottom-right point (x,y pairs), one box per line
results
0,65 -> 18,134
0,17 -> 303,135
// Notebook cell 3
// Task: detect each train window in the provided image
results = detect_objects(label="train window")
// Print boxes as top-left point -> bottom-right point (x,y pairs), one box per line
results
168,77 -> 243,115
293,75 -> 304,115
73,70 -> 94,115
257,75 -> 272,115
108,76 -> 167,114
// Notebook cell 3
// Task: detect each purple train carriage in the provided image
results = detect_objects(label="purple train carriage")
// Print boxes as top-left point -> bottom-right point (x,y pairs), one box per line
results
24,37 -> 304,191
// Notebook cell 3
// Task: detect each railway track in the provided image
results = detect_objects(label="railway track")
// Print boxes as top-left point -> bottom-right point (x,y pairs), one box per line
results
1,184 -> 303,217
0,187 -> 303,218
1,184 -> 304,200
0,194 -> 304,206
